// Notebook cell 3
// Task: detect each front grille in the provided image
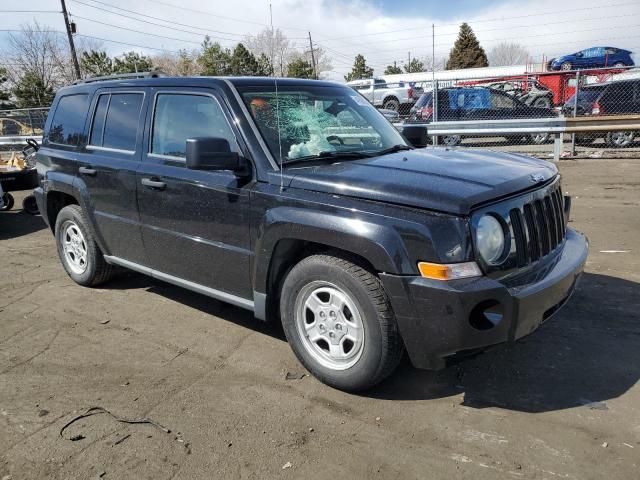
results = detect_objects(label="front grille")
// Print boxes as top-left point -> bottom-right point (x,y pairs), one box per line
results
508,186 -> 566,268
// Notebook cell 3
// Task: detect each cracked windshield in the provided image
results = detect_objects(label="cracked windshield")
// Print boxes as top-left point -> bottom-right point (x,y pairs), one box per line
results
239,86 -> 407,164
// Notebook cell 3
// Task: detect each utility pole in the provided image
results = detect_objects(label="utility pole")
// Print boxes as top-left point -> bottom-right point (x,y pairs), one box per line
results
308,32 -> 317,79
60,0 -> 81,80
408,51 -> 411,69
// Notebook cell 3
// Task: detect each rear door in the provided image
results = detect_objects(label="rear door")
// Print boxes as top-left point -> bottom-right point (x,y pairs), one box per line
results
135,88 -> 253,299
76,89 -> 148,263
601,81 -> 635,115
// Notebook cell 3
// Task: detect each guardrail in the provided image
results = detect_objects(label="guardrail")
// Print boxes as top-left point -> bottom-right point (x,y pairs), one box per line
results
0,135 -> 43,146
395,115 -> 640,160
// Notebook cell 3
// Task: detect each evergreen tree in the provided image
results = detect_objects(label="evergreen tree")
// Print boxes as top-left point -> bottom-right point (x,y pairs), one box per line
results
445,23 -> 488,70
287,57 -> 314,79
229,43 -> 265,76
257,53 -> 273,76
81,50 -> 113,77
113,52 -> 154,74
404,58 -> 425,73
198,37 -> 232,76
384,64 -> 402,75
12,71 -> 55,108
344,54 -> 374,82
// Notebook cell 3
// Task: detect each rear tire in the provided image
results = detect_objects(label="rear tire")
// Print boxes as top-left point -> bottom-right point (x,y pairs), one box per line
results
382,98 -> 400,112
280,254 -> 404,391
606,131 -> 635,148
613,62 -> 626,68
55,205 -> 115,286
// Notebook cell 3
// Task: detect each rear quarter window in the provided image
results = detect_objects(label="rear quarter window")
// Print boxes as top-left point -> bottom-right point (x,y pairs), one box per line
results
48,94 -> 89,146
89,93 -> 144,151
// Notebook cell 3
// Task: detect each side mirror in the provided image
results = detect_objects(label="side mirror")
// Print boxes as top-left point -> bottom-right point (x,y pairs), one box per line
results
186,137 -> 247,174
400,125 -> 428,148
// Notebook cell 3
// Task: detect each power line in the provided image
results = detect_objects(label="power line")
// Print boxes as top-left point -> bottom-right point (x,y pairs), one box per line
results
69,0 -> 249,40
320,23 -> 640,58
0,10 -> 61,13
320,12 -> 639,48
315,0 -> 638,42
71,14 -> 214,45
135,0 -> 310,35
0,29 -> 182,54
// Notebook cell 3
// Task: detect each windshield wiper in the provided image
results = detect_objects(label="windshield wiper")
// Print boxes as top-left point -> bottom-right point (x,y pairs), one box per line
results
370,144 -> 414,156
282,150 -> 373,165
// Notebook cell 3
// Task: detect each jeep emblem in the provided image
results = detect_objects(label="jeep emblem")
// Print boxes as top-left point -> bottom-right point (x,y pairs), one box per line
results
530,173 -> 545,183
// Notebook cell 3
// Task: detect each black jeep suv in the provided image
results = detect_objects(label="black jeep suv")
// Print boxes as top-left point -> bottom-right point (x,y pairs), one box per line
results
34,76 -> 588,391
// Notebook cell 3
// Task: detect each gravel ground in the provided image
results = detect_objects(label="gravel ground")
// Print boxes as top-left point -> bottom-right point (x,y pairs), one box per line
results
1,158 -> 639,480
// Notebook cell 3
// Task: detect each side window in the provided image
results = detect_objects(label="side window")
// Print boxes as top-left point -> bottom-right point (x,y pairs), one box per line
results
151,94 -> 239,159
90,93 -> 144,151
491,91 -> 515,109
605,48 -> 618,55
48,94 -> 89,146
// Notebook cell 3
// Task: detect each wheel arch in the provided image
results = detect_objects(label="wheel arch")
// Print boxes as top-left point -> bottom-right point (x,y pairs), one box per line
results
253,208 -> 412,320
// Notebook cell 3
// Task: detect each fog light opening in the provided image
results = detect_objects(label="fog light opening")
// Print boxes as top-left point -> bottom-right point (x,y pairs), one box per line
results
469,300 -> 504,331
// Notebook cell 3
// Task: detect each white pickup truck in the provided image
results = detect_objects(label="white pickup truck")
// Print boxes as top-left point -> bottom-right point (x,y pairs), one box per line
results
347,78 -> 422,113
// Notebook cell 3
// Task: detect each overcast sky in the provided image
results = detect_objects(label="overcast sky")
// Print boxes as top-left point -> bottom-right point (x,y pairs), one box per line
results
3,0 -> 640,80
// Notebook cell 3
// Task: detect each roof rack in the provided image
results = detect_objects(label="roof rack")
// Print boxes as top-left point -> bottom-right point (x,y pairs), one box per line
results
73,71 -> 164,85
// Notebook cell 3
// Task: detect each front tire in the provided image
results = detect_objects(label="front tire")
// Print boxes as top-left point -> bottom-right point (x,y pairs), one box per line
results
55,205 -> 114,286
561,62 -> 572,71
280,254 -> 403,391
1,193 -> 15,211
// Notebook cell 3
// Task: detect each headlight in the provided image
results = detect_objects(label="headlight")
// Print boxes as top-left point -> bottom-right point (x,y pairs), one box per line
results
476,214 -> 505,264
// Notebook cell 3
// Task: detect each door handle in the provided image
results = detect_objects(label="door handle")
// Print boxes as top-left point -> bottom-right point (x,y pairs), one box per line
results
79,166 -> 97,176
141,178 -> 167,190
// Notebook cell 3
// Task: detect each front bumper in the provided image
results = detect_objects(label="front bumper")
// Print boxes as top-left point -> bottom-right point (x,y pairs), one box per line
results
381,228 -> 588,370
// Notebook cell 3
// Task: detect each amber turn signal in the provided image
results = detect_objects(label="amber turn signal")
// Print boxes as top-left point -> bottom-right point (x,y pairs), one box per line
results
417,261 -> 482,281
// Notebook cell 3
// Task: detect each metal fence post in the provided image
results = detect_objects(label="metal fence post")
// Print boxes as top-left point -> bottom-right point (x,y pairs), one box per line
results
570,71 -> 580,156
432,79 -> 438,147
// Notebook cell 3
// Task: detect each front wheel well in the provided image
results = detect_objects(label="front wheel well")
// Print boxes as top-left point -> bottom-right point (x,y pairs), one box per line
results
265,239 -> 377,320
46,191 -> 78,232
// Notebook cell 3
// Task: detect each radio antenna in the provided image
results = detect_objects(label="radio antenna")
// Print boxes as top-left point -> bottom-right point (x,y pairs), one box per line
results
270,2 -> 284,191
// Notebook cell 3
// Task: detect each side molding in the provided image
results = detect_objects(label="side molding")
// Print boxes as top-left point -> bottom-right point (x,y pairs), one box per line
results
104,256 -> 255,312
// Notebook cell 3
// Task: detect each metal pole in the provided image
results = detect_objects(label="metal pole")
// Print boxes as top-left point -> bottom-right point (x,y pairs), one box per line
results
432,79 -> 439,146
308,32 -> 317,80
269,3 -> 275,77
60,0 -> 81,80
570,71 -> 580,156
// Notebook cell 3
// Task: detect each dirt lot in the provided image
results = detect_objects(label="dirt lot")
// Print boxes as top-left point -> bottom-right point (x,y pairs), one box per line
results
1,158 -> 639,480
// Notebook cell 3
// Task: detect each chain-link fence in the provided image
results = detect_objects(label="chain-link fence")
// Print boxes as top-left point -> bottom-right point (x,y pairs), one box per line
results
0,107 -> 48,152
372,65 -> 640,157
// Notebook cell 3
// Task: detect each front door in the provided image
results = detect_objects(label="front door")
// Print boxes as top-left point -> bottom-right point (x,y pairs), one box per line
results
76,89 -> 148,264
136,89 -> 253,299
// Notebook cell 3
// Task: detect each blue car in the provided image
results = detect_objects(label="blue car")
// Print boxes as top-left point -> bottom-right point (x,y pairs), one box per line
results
548,47 -> 634,71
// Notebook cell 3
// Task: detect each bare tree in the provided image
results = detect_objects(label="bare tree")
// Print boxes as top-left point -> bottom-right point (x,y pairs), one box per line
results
245,28 -> 293,76
488,42 -> 531,67
2,22 -> 67,90
153,49 -> 200,76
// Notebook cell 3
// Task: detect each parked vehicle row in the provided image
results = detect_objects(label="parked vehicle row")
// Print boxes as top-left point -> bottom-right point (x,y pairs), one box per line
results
402,86 -> 557,147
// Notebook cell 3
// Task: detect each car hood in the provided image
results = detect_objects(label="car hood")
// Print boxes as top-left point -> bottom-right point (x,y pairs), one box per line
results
280,148 -> 557,215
